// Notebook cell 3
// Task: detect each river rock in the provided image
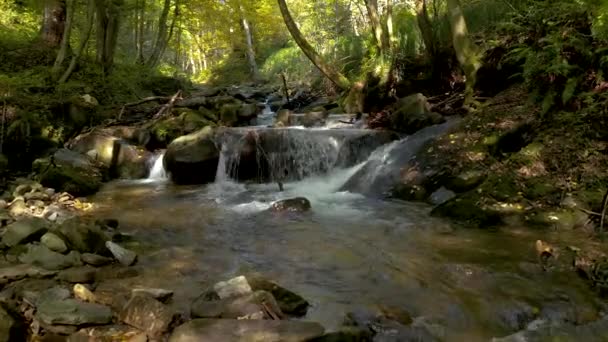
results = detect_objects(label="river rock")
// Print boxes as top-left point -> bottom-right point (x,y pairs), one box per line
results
81,253 -> 113,266
213,275 -> 253,299
73,284 -> 96,303
119,294 -> 177,337
169,319 -> 325,342
165,126 -> 220,184
67,128 -> 151,179
36,299 -> 112,326
7,197 -> 28,217
270,197 -> 312,213
310,327 -> 372,342
132,287 -> 173,303
429,187 -> 457,206
68,325 -> 147,342
36,286 -> 72,304
390,93 -> 445,134
18,245 -> 82,271
41,232 -> 68,253
275,109 -> 291,127
105,241 -> 137,266
0,306 -> 22,342
1,217 -> 47,247
447,170 -> 486,192
191,290 -> 283,319
58,266 -> 97,283
0,264 -> 57,285
32,148 -> 106,197
56,218 -> 109,254
247,275 -> 309,316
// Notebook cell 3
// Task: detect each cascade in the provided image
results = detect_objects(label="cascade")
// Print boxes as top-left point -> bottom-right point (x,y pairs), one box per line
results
213,127 -> 397,183
147,151 -> 168,180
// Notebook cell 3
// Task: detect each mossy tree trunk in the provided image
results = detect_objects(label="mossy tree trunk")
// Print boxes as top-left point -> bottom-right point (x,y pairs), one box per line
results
59,0 -> 95,83
52,0 -> 75,75
277,0 -> 351,90
146,0 -> 172,68
95,0 -> 122,75
446,0 -> 480,106
41,0 -> 66,47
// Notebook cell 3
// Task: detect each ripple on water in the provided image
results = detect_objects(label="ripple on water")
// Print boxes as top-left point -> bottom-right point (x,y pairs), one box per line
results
90,179 -> 607,339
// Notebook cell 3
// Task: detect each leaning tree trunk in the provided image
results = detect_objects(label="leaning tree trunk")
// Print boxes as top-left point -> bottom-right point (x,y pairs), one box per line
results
277,0 -> 350,90
52,0 -> 75,74
59,0 -> 95,83
146,0 -> 171,67
364,0 -> 389,54
446,0 -> 480,106
239,4 -> 259,81
41,0 -> 67,47
416,0 -> 436,59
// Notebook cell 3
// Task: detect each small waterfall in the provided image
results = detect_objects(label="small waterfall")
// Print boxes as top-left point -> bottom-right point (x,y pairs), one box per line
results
212,128 -> 395,183
148,152 -> 168,180
342,118 -> 461,196
255,100 -> 276,126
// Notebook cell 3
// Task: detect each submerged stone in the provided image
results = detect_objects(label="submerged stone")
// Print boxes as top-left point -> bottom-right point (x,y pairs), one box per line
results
270,197 -> 311,213
247,275 -> 310,317
169,319 -> 325,342
36,299 -> 112,326
119,294 -> 177,337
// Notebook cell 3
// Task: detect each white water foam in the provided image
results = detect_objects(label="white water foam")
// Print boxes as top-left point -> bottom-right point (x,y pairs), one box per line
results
148,152 -> 168,181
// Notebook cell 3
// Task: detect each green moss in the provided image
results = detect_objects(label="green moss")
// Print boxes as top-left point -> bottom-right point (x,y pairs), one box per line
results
526,208 -> 588,230
431,193 -> 503,227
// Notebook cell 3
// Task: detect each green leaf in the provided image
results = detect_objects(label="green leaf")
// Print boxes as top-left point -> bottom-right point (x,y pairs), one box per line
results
562,77 -> 578,104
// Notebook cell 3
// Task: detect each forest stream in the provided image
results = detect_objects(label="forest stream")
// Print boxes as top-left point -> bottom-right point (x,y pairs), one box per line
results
87,118 -> 607,340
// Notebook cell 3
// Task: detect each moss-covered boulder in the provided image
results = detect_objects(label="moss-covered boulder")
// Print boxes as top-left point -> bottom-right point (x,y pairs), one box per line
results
149,108 -> 215,148
390,93 -> 445,134
68,128 -> 151,179
33,149 -> 106,197
164,126 -> 220,184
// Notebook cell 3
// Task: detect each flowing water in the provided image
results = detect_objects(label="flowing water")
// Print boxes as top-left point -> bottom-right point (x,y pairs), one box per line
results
89,121 -> 607,340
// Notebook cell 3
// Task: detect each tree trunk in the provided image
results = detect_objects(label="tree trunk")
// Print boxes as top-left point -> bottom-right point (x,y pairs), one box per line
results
52,0 -> 75,74
239,5 -> 259,81
95,0 -> 122,75
59,0 -> 95,83
446,0 -> 480,105
416,0 -> 436,58
136,0 -> 146,63
277,0 -> 351,90
146,0 -> 171,67
385,0 -> 393,48
41,0 -> 66,47
364,0 -> 388,54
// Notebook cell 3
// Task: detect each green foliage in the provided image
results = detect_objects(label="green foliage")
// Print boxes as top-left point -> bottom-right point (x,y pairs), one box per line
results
504,0 -> 608,113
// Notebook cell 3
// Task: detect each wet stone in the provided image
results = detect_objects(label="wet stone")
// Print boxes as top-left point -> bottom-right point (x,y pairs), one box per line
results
1,218 -> 47,247
105,241 -> 137,266
247,275 -> 309,316
0,305 -> 22,342
213,275 -> 252,299
132,287 -> 173,303
41,232 -> 68,254
0,264 -> 57,285
36,299 -> 112,326
191,290 -> 283,319
119,294 -> 177,337
73,284 -> 96,303
18,245 -> 82,271
81,253 -> 113,267
169,319 -> 325,342
58,266 -> 97,284
68,325 -> 147,342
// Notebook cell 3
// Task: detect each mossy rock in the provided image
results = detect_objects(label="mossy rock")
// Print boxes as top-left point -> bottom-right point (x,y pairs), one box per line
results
33,149 -> 106,197
447,170 -> 487,193
526,209 -> 589,230
431,194 -> 503,227
524,179 -> 558,201
219,104 -> 240,126
478,173 -> 520,202
391,184 -> 428,202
